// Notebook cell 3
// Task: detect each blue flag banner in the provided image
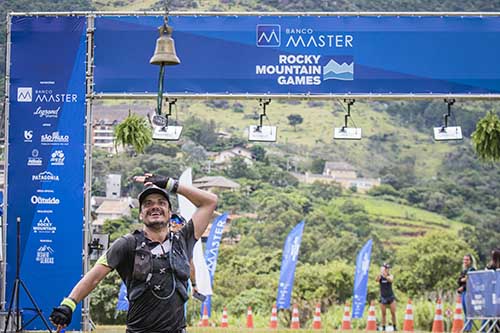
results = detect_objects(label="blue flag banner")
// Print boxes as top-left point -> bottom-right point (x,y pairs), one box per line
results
466,270 -> 500,318
200,213 -> 229,317
276,221 -> 305,310
352,239 -> 373,318
93,15 -> 500,96
6,16 -> 86,330
116,282 -> 129,312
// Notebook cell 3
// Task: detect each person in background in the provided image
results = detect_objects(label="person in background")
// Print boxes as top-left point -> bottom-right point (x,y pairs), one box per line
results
49,173 -> 217,333
376,263 -> 397,331
486,248 -> 500,270
457,254 -> 476,332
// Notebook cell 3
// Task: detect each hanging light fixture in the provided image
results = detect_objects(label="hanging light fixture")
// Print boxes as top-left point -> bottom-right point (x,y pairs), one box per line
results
248,98 -> 277,142
333,99 -> 362,140
433,98 -> 463,141
150,3 -> 180,126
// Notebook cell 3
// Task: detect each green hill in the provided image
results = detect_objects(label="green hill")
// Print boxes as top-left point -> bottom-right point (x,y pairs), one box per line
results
333,196 -> 466,247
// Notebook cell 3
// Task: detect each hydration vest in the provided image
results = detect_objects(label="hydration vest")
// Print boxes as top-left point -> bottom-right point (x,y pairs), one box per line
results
125,230 -> 190,302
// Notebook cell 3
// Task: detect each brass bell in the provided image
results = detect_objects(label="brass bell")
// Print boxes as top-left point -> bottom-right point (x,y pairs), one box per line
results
150,25 -> 180,66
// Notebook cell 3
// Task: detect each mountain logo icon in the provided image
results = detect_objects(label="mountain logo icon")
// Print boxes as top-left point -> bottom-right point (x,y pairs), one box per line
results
323,58 -> 354,81
256,24 -> 281,47
17,87 -> 32,102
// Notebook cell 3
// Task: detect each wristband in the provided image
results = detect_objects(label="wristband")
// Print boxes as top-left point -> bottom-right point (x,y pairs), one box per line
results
192,282 -> 197,287
166,178 -> 179,193
61,297 -> 77,312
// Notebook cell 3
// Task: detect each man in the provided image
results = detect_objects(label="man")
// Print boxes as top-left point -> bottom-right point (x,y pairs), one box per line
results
376,263 -> 397,331
49,173 -> 217,333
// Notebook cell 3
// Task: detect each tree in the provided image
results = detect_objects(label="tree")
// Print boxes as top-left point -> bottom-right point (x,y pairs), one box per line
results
395,232 -> 474,296
249,145 -> 266,162
287,114 -> 304,131
311,158 -> 325,174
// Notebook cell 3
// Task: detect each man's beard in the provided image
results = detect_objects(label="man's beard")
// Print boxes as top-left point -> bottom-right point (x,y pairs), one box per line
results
144,219 -> 169,230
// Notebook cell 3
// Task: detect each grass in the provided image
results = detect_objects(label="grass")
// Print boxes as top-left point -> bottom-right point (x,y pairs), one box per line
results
332,195 -> 466,246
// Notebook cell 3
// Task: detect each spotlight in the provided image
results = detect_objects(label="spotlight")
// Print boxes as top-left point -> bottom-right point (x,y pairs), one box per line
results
248,98 -> 277,142
334,99 -> 362,140
433,99 -> 463,141
151,98 -> 183,141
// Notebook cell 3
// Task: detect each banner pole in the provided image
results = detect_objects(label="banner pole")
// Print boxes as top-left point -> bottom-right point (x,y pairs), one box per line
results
82,14 -> 96,333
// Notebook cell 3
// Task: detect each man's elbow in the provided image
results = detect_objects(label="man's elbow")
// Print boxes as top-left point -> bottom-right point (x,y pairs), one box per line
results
206,192 -> 218,211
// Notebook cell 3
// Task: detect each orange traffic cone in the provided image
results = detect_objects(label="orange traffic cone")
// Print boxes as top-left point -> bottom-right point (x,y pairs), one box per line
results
269,304 -> 278,329
366,300 -> 377,331
246,306 -> 254,329
201,303 -> 209,327
451,296 -> 464,333
341,301 -> 352,330
403,299 -> 414,332
432,298 -> 444,333
220,306 -> 228,328
290,303 -> 300,329
312,303 -> 322,330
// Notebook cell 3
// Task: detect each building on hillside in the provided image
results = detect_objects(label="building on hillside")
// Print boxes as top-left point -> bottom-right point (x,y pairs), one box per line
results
193,176 -> 240,192
291,161 -> 381,193
323,161 -> 357,179
213,146 -> 253,166
106,174 -> 121,199
92,198 -> 133,233
92,119 -> 119,153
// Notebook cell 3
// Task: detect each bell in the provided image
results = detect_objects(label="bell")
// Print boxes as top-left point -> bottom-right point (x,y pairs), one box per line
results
150,25 -> 180,66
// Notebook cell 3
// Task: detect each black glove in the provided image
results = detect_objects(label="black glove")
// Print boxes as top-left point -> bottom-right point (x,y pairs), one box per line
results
49,305 -> 73,327
145,174 -> 178,193
145,174 -> 169,189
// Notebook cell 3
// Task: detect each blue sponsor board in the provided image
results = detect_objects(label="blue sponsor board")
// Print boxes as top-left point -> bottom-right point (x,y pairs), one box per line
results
94,15 -> 500,96
466,270 -> 500,318
7,16 -> 86,330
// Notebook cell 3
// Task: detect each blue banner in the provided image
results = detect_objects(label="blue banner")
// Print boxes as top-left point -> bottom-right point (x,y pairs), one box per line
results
6,16 -> 86,330
352,239 -> 373,318
94,15 -> 500,96
466,270 -> 500,318
276,221 -> 305,310
200,213 -> 229,317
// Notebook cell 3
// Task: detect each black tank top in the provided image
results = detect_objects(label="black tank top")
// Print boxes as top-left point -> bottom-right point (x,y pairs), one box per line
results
379,275 -> 394,298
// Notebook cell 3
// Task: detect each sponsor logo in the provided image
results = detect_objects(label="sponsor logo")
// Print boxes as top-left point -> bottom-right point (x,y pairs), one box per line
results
17,87 -> 32,102
33,217 -> 57,234
255,54 -> 355,85
256,24 -> 281,47
36,245 -> 55,264
41,132 -> 70,145
34,89 -> 78,103
32,171 -> 59,182
28,149 -> 43,166
50,150 -> 65,166
24,130 -> 33,142
31,196 -> 60,205
323,57 -> 354,81
33,106 -> 60,118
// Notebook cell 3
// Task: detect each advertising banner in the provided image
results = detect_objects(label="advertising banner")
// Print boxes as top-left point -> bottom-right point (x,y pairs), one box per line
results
352,239 -> 373,318
94,15 -> 500,96
7,16 -> 86,330
466,270 -> 499,318
200,212 -> 229,317
276,221 -> 305,310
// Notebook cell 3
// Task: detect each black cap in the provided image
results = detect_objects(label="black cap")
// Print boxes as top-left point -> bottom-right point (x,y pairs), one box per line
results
138,185 -> 171,210
383,263 -> 391,269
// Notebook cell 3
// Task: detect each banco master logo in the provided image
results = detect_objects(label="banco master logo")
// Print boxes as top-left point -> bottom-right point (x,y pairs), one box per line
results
17,87 -> 32,102
256,24 -> 281,47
